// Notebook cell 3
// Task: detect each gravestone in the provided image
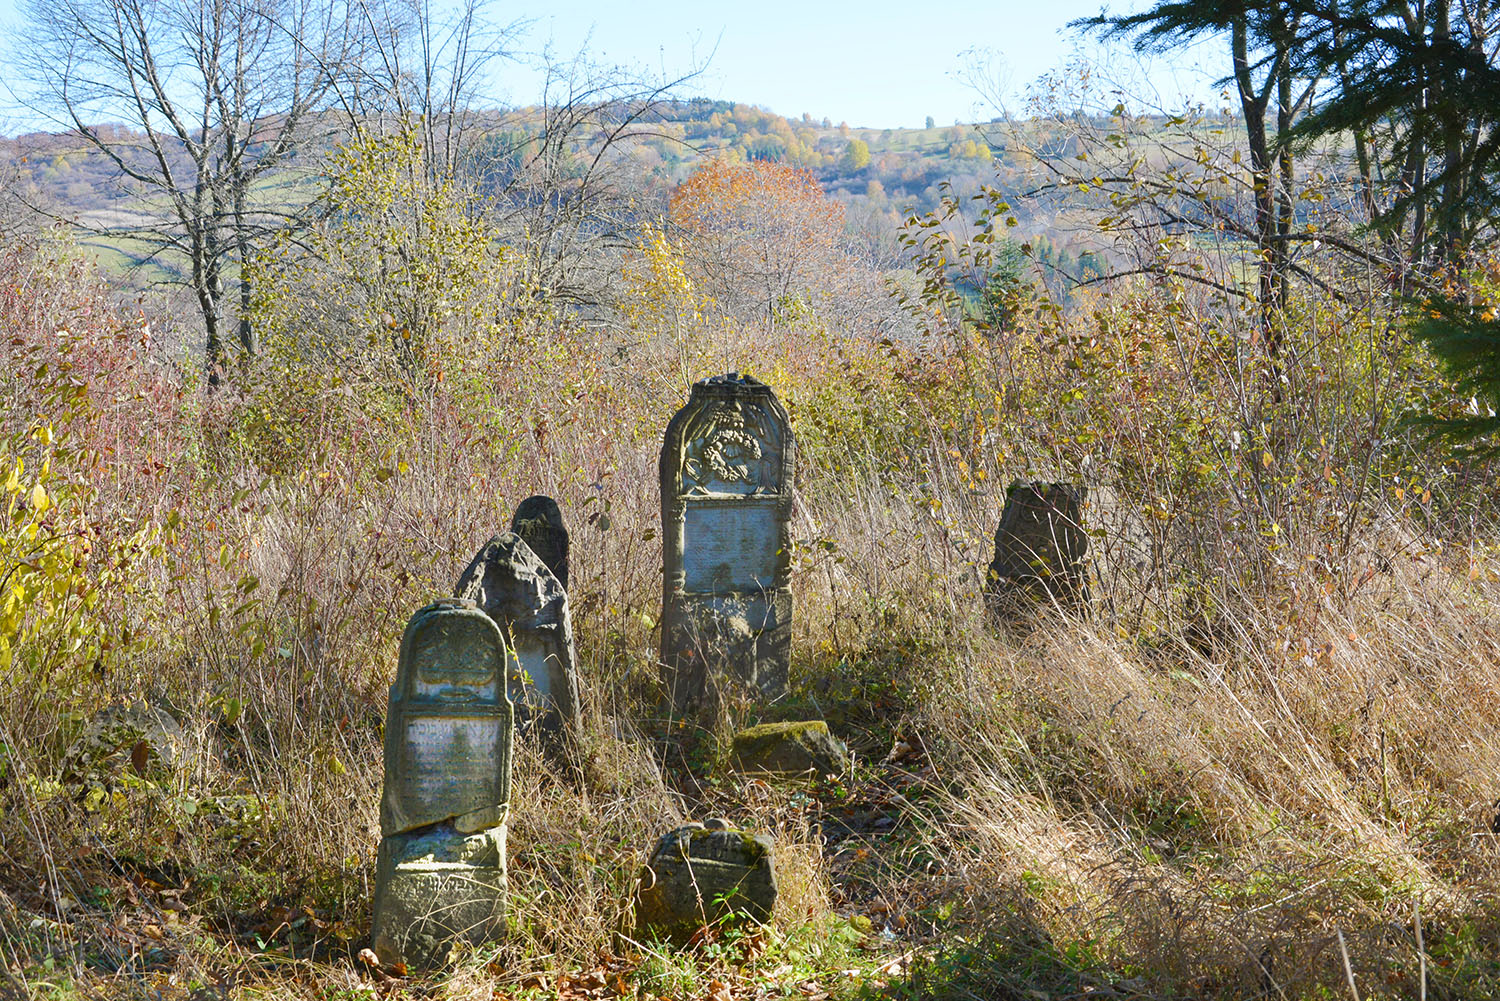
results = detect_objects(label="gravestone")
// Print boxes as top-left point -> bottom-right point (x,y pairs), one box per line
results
372,599 -> 513,969
660,374 -> 795,707
635,824 -> 777,943
511,495 -> 569,591
984,481 -> 1089,614
455,533 -> 584,737
60,700 -> 185,793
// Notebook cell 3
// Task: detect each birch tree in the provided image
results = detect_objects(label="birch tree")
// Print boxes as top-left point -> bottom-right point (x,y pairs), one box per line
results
20,0 -> 368,382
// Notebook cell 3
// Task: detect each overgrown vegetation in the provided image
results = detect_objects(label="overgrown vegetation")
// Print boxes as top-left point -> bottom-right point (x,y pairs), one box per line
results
3,5 -> 1500,998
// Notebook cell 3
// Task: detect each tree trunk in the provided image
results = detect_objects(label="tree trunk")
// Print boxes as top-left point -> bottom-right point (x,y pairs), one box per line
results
1233,15 -> 1280,356
234,177 -> 258,360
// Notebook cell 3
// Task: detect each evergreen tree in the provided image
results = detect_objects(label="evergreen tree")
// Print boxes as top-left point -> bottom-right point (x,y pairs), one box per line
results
1411,299 -> 1500,457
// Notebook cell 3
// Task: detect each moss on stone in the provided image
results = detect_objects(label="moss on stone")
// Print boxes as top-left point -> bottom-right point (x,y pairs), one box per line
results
730,720 -> 848,776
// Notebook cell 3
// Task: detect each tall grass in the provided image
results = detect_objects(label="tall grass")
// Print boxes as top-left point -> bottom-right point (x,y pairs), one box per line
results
2,212 -> 1499,1001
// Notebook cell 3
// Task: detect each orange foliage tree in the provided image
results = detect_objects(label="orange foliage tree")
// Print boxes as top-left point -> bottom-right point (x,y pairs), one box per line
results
668,158 -> 850,332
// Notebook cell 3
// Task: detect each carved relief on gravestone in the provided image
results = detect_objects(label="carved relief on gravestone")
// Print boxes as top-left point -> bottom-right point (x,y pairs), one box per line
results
511,495 -> 569,591
660,374 -> 795,707
372,599 -> 513,969
456,533 -> 584,737
984,481 -> 1089,615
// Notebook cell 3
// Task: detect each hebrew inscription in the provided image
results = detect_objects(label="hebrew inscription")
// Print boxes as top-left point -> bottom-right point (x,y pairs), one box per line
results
683,503 -> 780,593
401,715 -> 508,820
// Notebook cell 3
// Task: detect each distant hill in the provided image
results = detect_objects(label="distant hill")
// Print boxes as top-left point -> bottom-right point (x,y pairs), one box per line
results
1,99 -> 1183,285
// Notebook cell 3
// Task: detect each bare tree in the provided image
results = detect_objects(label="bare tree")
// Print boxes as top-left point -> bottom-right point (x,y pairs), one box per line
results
339,0 -> 525,182
496,57 -> 704,313
307,5 -> 701,318
19,0 -> 369,381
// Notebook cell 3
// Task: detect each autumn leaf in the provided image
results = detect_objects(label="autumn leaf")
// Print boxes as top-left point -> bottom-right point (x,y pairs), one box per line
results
129,740 -> 149,776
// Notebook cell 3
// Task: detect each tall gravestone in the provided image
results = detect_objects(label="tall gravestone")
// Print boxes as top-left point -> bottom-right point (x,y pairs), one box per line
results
372,599 -> 513,969
660,373 -> 795,707
984,481 -> 1089,615
511,495 -> 569,591
456,533 -> 584,738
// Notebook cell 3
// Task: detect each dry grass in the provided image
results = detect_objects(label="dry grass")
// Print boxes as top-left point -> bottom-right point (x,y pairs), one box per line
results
3,229 -> 1500,1001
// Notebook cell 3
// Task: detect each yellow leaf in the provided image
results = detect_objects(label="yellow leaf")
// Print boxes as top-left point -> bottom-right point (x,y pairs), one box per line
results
30,483 -> 49,514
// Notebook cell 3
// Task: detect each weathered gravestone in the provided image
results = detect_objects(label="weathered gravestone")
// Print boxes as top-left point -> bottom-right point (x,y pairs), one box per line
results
660,374 -> 795,707
372,599 -> 513,969
60,700 -> 185,794
511,495 -> 569,591
635,824 -> 777,943
984,481 -> 1089,615
455,533 -> 584,737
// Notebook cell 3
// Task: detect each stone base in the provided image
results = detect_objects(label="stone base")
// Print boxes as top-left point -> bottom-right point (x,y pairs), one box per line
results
663,591 -> 791,708
371,823 -> 507,969
731,720 -> 849,776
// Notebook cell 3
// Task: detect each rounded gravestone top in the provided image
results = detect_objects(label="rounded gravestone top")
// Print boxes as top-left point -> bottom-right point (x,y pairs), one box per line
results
512,495 -> 564,528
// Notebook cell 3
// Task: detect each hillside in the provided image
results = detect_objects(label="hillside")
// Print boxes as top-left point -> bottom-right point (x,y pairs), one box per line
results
2,99 -> 1127,288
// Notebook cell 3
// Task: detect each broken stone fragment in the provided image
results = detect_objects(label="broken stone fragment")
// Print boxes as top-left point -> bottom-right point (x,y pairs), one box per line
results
635,825 -> 776,944
455,533 -> 584,737
730,720 -> 850,777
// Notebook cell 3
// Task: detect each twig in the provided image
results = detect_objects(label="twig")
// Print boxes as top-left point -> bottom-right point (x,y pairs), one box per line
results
1414,899 -> 1426,1001
1336,927 -> 1360,1001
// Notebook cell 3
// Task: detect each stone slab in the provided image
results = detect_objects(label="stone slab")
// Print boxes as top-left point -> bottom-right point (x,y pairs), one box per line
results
381,600 -> 514,838
661,374 -> 795,707
455,533 -> 584,737
511,496 -> 569,591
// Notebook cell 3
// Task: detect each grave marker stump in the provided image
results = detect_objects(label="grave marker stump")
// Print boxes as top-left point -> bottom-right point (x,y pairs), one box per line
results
984,481 -> 1089,616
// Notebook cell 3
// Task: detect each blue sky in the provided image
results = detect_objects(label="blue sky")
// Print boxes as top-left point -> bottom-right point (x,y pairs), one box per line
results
506,0 -> 1227,126
0,0 -> 1231,133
